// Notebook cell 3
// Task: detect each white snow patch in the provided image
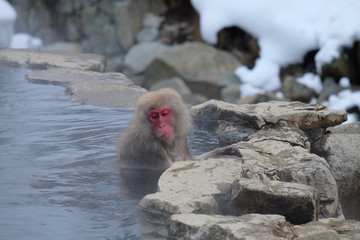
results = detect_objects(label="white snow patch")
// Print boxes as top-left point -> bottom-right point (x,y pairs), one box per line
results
324,89 -> 360,110
323,89 -> 360,123
240,83 -> 265,98
296,73 -> 323,94
10,33 -> 43,49
191,0 -> 360,96
275,91 -> 284,99
345,113 -> 358,124
236,58 -> 281,93
339,77 -> 351,88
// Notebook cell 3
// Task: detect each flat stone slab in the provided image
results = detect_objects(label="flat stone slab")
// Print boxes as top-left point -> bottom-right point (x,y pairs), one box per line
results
0,48 -> 106,72
169,214 -> 296,239
169,213 -> 360,240
27,68 -> 146,108
27,68 -> 133,86
68,80 -> 146,108
190,100 -> 347,130
139,158 -> 244,219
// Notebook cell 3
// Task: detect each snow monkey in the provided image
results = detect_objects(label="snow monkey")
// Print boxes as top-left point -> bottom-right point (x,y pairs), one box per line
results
117,88 -> 243,171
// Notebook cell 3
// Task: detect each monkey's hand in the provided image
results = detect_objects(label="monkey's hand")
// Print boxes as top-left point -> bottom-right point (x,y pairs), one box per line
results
218,145 -> 244,162
194,144 -> 244,162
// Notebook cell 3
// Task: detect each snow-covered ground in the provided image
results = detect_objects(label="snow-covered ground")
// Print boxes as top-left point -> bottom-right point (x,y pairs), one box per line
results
192,0 -> 360,122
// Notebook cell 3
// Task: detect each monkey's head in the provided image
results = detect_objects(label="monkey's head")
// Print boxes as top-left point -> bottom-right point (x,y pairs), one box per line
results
135,88 -> 192,142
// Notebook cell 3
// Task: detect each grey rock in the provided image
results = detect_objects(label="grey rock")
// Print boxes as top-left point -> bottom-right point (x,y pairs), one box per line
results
145,42 -> 240,98
150,77 -> 191,95
169,213 -> 360,240
106,55 -> 124,72
328,122 -> 360,133
136,27 -> 159,43
318,77 -> 343,104
142,12 -> 163,28
319,218 -> 360,240
41,41 -> 83,53
247,120 -> 311,149
114,1 -> 143,51
27,68 -> 128,86
241,126 -> 340,219
192,100 -> 347,145
216,121 -> 257,145
68,81 -> 146,108
139,106 -> 344,224
139,131 -> 340,223
124,42 -> 168,75
139,158 -> 244,220
136,0 -> 168,15
317,122 -> 360,220
236,92 -> 285,105
281,76 -> 316,103
294,221 -> 340,240
0,49 -> 106,72
168,214 -> 295,240
220,84 -> 241,103
64,18 -> 80,42
27,68 -> 146,108
81,19 -> 119,56
229,178 -> 319,224
150,77 -> 200,105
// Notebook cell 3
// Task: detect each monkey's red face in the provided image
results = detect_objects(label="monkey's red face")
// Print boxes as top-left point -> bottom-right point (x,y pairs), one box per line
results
148,107 -> 174,141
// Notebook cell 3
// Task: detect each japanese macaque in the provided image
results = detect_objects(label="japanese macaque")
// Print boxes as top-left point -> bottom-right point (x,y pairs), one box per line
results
117,88 -> 243,171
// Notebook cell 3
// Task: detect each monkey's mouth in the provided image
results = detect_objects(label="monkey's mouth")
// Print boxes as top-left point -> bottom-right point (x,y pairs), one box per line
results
158,132 -> 174,141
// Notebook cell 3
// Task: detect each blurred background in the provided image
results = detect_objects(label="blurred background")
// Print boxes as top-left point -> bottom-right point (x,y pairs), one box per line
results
2,0 -> 360,121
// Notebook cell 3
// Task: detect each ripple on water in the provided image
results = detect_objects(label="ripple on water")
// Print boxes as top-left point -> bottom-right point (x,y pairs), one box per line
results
0,66 -> 220,239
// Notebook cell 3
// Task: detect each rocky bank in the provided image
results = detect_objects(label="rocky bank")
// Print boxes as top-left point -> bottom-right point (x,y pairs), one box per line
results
8,0 -> 360,120
1,49 -> 360,239
0,48 -> 146,108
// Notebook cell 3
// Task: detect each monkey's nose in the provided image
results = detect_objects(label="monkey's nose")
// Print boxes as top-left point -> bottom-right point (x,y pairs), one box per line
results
159,122 -> 165,128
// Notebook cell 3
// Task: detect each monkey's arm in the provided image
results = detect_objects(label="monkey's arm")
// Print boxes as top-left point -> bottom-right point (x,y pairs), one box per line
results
193,144 -> 244,162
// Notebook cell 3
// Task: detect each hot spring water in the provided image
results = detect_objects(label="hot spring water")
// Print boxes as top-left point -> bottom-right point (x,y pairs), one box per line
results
0,66 -> 220,239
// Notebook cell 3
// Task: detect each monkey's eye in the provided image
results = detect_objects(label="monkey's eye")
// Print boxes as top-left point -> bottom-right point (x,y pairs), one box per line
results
161,110 -> 169,116
150,113 -> 159,119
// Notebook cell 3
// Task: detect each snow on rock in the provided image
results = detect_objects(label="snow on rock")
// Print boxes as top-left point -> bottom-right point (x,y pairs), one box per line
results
0,0 -> 17,48
191,0 -> 360,95
324,90 -> 360,110
296,73 -> 323,94
323,89 -> 360,123
339,77 -> 351,88
237,58 -> 280,96
10,33 -> 43,49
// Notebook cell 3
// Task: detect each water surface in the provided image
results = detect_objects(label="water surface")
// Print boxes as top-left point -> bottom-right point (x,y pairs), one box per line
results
0,66 -> 219,239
